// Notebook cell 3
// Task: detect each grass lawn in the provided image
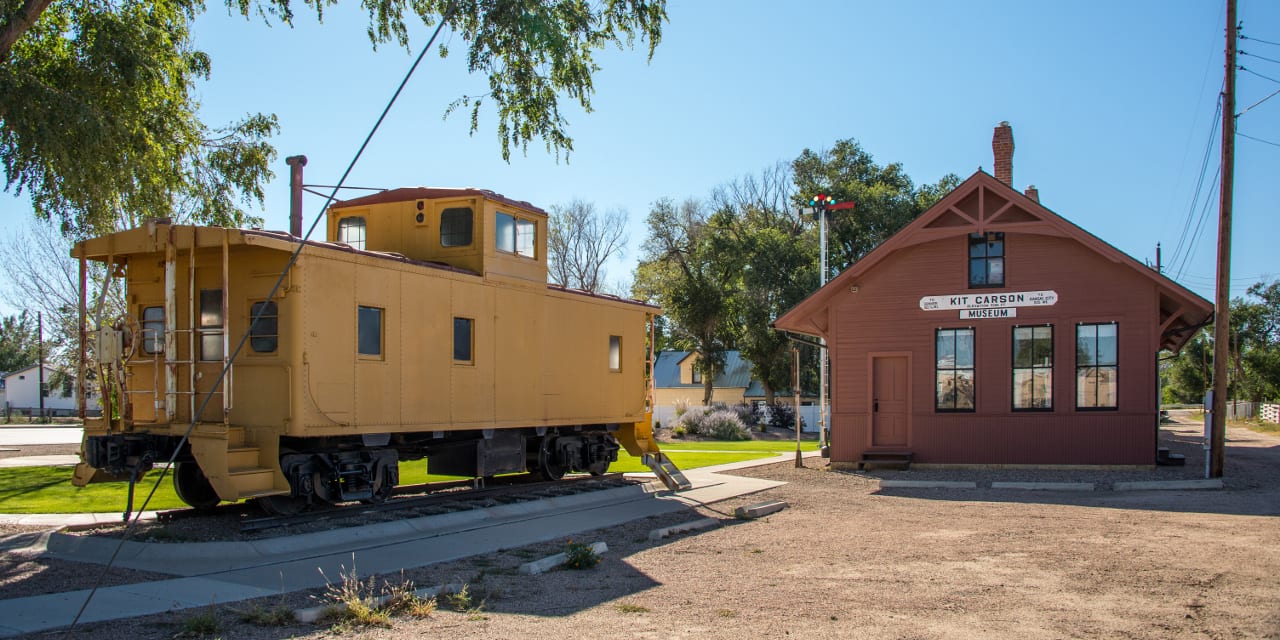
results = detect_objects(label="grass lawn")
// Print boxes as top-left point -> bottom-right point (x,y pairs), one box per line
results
0,441 -> 784,514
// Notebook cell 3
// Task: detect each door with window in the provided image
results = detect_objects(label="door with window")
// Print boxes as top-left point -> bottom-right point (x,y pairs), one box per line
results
871,355 -> 909,447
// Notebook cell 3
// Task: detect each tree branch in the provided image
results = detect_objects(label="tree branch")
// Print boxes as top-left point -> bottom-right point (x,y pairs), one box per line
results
0,0 -> 53,63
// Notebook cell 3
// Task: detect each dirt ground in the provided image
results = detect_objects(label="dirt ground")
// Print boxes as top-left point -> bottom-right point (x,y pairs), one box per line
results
15,415 -> 1277,640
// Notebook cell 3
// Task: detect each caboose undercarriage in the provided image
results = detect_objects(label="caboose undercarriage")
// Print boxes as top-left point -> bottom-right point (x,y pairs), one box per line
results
81,424 -> 623,515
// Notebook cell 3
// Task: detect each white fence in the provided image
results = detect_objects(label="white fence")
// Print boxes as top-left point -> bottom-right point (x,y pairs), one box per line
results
1262,403 -> 1279,424
652,404 -> 827,433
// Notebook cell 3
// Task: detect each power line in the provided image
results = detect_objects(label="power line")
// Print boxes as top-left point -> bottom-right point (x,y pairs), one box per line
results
1174,164 -> 1221,282
1238,131 -> 1280,147
1238,85 -> 1280,116
1167,96 -> 1222,274
1241,66 -> 1280,84
1240,49 -> 1280,65
67,5 -> 459,632
1241,34 -> 1280,47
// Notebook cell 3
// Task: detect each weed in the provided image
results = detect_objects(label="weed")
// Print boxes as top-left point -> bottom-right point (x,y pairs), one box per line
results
562,539 -> 601,570
320,564 -> 437,630
443,584 -> 475,611
751,548 -> 763,554
175,605 -> 221,638
717,609 -> 738,618
615,603 -> 650,614
235,601 -> 296,626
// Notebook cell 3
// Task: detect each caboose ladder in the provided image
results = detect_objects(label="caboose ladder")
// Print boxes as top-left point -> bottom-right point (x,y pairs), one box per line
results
190,424 -> 289,501
616,414 -> 691,491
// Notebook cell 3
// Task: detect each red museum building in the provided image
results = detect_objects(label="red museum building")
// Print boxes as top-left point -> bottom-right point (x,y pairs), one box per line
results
774,123 -> 1213,468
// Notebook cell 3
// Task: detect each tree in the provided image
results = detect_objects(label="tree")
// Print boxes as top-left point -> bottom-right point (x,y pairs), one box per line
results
1161,280 -> 1280,405
0,310 -> 39,373
792,139 -> 960,273
634,197 -> 732,404
1,0 -> 667,235
547,199 -> 628,294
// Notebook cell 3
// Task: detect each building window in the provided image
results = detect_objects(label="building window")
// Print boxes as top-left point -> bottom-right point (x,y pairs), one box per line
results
453,317 -> 473,363
691,367 -> 702,384
199,289 -> 223,362
495,212 -> 536,258
62,378 -> 73,397
609,336 -> 622,371
338,216 -> 367,250
440,207 -> 473,247
358,306 -> 383,357
969,232 -> 1005,288
142,306 -> 164,354
935,328 -> 975,411
249,301 -> 278,353
1012,325 -> 1053,410
1077,323 -> 1118,410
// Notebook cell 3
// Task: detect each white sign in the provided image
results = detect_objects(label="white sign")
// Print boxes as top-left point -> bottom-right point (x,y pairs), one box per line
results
961,307 -> 1016,319
919,290 -> 1058,311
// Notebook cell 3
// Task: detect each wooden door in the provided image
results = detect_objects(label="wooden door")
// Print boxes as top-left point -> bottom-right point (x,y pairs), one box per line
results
872,356 -> 908,447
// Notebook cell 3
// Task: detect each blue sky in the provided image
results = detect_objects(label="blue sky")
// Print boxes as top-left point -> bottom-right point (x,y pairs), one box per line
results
2,0 -> 1277,314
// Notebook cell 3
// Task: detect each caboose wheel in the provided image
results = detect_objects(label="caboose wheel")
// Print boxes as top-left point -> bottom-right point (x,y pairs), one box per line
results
535,437 -> 567,480
587,460 -> 611,476
173,462 -> 220,510
257,494 -> 308,516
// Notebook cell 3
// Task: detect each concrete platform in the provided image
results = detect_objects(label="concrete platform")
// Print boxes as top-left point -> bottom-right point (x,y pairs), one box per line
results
0,451 -> 811,637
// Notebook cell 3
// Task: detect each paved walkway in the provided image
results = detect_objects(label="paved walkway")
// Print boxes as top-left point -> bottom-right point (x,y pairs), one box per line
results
0,451 -> 817,637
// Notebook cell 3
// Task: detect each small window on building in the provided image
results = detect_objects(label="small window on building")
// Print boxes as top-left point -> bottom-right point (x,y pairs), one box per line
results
1077,323 -> 1118,410
440,207 -> 473,247
609,336 -> 622,371
358,306 -> 383,357
935,328 -> 975,411
495,212 -> 536,258
969,232 -> 1005,288
142,306 -> 164,354
691,367 -> 702,384
249,301 -> 278,353
199,289 -> 223,362
453,317 -> 473,363
61,378 -> 73,397
338,216 -> 367,250
40,382 -> 49,398
1012,325 -> 1053,410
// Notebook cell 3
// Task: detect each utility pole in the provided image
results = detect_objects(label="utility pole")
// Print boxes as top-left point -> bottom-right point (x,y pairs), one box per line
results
1209,0 -> 1237,479
793,347 -> 802,468
37,311 -> 45,421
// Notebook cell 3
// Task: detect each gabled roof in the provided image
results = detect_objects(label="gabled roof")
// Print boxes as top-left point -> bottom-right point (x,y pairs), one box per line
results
654,350 -> 753,389
331,187 -> 547,216
774,171 -> 1213,352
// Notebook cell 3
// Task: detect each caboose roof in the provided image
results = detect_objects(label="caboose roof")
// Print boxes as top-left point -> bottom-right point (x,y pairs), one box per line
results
331,187 -> 548,216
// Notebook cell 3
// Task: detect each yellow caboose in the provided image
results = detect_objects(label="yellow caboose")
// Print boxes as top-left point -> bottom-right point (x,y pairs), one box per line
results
72,186 -> 685,514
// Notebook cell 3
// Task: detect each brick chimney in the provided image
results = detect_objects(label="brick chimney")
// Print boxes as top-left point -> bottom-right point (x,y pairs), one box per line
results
1024,185 -> 1039,202
992,121 -> 1014,186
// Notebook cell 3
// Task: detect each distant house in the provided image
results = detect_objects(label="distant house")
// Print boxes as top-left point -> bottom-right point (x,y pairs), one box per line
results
0,373 -> 7,408
652,350 -> 813,407
1,364 -> 100,417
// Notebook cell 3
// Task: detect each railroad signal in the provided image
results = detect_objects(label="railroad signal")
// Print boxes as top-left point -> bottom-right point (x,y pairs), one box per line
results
810,193 -> 837,209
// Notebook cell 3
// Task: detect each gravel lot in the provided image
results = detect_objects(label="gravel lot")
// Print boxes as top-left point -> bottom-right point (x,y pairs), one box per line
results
3,416 -> 1279,639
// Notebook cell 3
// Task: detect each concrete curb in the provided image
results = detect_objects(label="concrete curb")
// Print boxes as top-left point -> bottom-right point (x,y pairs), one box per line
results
518,541 -> 607,575
734,500 -> 788,519
879,480 -> 978,489
648,517 -> 719,541
990,482 -> 1095,491
1113,478 -> 1225,491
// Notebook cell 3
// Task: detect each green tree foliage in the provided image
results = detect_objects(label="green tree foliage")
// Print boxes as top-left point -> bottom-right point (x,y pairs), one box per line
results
1162,280 -> 1280,404
1,0 -> 278,236
0,310 -> 39,373
1,0 -> 666,236
792,139 -> 960,274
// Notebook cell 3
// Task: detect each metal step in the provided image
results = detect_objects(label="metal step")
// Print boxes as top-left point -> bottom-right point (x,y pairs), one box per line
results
642,452 -> 692,491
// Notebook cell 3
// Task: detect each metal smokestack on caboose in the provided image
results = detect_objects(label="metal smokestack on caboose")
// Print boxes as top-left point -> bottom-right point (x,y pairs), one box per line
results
285,155 -> 307,237
992,121 -> 1014,186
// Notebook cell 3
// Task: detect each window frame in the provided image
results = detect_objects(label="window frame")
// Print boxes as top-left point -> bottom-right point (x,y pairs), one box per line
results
453,317 -> 474,364
198,289 -> 224,363
1076,322 -> 1119,411
141,306 -> 164,355
608,335 -> 622,372
248,300 -> 279,354
495,211 -> 536,259
1011,324 -> 1054,412
338,216 -> 367,251
440,207 -> 474,247
357,305 -> 384,359
968,231 -> 1006,289
935,327 -> 976,413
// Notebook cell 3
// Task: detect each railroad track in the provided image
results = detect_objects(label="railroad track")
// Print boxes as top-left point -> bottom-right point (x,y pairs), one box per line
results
156,473 -> 639,533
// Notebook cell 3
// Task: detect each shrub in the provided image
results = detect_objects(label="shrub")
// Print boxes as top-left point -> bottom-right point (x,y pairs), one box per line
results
703,410 -> 749,441
676,407 -> 708,436
563,539 -> 601,570
767,403 -> 797,430
730,403 -> 758,427
672,425 -> 687,438
673,398 -> 690,418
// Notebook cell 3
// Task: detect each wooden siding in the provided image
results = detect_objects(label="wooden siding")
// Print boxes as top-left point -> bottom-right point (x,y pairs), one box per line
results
825,231 -> 1163,465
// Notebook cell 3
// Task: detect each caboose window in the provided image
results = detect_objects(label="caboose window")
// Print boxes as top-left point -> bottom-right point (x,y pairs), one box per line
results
358,306 -> 382,357
496,212 -> 536,258
249,301 -> 278,353
199,289 -> 223,362
338,216 -> 366,250
453,317 -> 473,363
440,207 -> 473,247
968,232 -> 1004,288
142,306 -> 164,354
609,335 -> 622,371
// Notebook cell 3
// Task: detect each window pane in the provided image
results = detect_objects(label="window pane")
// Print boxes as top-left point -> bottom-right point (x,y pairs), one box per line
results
1013,369 -> 1034,409
1033,326 -> 1053,366
956,329 -> 974,368
986,234 -> 1004,257
1097,324 -> 1118,365
250,301 -> 278,353
609,336 -> 621,371
200,289 -> 223,328
936,371 -> 956,409
440,208 -> 473,247
969,258 -> 988,286
1077,368 -> 1095,408
987,257 -> 1004,285
936,331 -> 955,368
1077,324 -> 1097,366
1097,366 -> 1117,407
969,234 -> 987,258
1013,327 -> 1035,367
516,218 -> 536,257
358,306 -> 382,356
142,306 -> 164,354
453,317 -> 473,362
495,213 -> 515,253
200,334 -> 224,362
338,217 -> 366,250
954,369 -> 975,410
1032,369 -> 1052,408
